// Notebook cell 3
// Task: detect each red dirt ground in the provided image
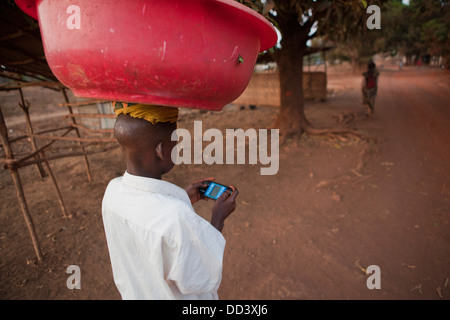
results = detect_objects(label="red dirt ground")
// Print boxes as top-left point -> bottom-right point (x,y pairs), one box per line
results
0,65 -> 449,300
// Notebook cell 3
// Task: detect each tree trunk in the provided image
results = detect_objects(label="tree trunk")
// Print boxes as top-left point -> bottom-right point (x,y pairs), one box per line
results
273,12 -> 311,139
348,49 -> 360,74
405,54 -> 412,66
346,38 -> 360,74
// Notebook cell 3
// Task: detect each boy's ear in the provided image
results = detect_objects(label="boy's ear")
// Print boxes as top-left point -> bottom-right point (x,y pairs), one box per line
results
156,142 -> 164,160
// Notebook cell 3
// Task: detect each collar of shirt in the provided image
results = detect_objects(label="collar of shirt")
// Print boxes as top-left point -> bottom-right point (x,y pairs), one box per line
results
122,171 -> 191,205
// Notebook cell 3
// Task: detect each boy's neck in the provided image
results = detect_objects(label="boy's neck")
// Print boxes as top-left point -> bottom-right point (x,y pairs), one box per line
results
126,165 -> 162,180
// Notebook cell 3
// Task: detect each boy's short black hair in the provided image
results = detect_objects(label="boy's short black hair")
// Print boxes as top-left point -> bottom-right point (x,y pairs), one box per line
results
114,113 -> 176,150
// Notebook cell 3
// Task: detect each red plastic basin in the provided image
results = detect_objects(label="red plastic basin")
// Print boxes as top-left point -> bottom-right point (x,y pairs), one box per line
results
15,0 -> 277,110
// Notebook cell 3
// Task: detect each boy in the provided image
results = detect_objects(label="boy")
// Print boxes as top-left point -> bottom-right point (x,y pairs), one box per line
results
362,61 -> 380,116
102,102 -> 238,299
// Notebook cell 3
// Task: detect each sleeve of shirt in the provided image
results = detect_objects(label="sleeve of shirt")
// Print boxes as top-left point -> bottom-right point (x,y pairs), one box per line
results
165,210 -> 226,295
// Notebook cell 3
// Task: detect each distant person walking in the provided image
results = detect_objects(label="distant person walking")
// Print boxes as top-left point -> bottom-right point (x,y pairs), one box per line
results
362,61 -> 379,116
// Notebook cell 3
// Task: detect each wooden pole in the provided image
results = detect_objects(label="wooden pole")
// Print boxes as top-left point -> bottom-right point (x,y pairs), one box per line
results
14,129 -> 116,143
65,113 -> 115,119
0,106 -> 43,262
0,126 -> 72,145
7,128 -> 73,165
61,88 -> 92,181
17,88 -> 47,178
41,149 -> 70,218
17,89 -> 69,218
1,143 -> 119,169
57,99 -> 110,107
0,80 -> 64,90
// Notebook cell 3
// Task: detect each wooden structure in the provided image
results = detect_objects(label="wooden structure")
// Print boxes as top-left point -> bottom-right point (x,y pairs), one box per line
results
233,71 -> 327,107
0,83 -> 119,262
0,2 -> 118,261
233,46 -> 332,107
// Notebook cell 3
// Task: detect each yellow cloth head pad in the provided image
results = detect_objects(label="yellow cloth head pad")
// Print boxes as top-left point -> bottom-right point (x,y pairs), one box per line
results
113,101 -> 178,124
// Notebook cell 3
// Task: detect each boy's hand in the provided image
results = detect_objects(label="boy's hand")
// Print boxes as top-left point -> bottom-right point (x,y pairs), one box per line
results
211,186 -> 239,232
185,177 -> 215,205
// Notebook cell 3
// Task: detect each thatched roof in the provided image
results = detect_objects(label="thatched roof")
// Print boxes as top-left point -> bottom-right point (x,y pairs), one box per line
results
0,1 -> 57,81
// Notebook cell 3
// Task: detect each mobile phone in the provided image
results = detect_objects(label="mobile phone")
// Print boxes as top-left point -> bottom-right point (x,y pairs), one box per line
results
199,181 -> 233,200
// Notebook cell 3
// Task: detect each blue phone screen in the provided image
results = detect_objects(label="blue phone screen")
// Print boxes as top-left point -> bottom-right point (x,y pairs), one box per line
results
204,183 -> 228,200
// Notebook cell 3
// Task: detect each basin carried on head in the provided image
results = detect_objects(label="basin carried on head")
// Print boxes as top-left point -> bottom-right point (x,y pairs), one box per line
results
15,0 -> 278,110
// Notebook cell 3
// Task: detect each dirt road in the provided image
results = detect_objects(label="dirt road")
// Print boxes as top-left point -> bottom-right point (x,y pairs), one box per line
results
0,66 -> 448,300
352,67 -> 450,299
216,66 -> 450,300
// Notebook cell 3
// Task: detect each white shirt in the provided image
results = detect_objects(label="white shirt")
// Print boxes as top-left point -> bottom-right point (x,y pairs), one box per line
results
102,171 -> 226,300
